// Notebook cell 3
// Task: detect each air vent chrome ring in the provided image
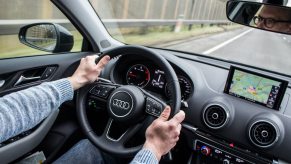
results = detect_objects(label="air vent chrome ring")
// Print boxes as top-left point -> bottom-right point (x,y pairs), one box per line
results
249,120 -> 279,148
202,104 -> 230,129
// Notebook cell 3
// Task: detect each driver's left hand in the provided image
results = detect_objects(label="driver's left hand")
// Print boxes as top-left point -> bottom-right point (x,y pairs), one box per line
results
68,55 -> 110,90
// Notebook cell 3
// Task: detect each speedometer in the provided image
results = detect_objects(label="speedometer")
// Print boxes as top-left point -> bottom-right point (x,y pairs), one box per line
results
126,64 -> 150,88
165,76 -> 192,100
178,76 -> 192,100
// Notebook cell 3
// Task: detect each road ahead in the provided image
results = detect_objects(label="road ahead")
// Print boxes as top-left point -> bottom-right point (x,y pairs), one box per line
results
158,28 -> 291,76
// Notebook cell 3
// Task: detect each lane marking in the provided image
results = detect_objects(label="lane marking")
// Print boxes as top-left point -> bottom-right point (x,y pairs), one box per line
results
203,29 -> 253,55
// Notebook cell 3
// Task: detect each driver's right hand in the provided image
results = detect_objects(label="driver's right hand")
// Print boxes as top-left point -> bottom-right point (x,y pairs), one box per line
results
143,106 -> 185,161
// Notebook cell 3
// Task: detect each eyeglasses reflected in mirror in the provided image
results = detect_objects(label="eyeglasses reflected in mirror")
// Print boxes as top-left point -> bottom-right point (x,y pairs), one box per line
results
227,1 -> 291,35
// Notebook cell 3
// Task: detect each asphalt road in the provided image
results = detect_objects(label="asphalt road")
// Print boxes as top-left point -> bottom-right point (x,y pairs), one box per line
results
159,28 -> 291,76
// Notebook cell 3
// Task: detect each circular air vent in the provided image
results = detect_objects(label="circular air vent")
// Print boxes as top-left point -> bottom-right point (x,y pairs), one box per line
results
203,105 -> 229,129
249,121 -> 279,148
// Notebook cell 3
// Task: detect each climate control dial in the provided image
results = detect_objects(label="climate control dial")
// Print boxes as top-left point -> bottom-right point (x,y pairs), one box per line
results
200,146 -> 211,156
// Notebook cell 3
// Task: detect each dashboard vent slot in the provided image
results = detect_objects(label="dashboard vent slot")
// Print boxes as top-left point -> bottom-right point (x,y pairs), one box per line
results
203,105 -> 229,129
249,121 -> 278,148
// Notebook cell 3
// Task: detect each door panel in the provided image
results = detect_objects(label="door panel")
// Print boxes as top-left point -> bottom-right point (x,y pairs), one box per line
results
0,52 -> 94,163
0,52 -> 92,96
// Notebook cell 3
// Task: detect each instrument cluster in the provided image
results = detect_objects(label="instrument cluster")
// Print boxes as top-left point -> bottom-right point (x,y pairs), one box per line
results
125,63 -> 193,100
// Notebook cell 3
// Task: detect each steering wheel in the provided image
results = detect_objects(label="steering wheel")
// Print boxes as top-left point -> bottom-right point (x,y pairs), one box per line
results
77,45 -> 181,157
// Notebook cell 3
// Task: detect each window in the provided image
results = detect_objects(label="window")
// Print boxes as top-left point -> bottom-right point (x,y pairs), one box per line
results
0,0 -> 83,59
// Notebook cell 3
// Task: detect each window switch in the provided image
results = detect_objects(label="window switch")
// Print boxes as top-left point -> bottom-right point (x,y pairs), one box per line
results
42,67 -> 56,79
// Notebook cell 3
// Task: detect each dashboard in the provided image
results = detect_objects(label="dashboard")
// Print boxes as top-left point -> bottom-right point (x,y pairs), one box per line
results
103,51 -> 291,163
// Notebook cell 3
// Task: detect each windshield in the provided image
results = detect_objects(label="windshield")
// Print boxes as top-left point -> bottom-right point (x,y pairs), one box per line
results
89,0 -> 291,76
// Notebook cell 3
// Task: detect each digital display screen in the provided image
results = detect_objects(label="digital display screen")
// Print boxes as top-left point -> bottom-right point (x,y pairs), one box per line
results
224,66 -> 288,110
151,69 -> 165,89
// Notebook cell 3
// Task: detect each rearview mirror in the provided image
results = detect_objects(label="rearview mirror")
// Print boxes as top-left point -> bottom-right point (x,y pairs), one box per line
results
19,23 -> 74,53
226,1 -> 291,35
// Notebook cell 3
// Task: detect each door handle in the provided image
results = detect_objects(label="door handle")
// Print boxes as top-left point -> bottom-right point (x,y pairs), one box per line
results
14,75 -> 41,86
0,80 -> 5,88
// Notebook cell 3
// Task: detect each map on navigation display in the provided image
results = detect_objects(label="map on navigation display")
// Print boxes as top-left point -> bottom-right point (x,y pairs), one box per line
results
228,69 -> 282,108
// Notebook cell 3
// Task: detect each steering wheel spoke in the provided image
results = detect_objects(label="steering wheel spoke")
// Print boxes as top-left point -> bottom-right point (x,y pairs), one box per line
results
101,118 -> 142,148
88,82 -> 119,101
119,123 -> 142,145
143,91 -> 167,117
101,118 -> 114,139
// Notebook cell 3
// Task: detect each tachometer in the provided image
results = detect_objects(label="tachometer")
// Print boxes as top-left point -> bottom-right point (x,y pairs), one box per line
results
166,76 -> 192,100
126,64 -> 150,88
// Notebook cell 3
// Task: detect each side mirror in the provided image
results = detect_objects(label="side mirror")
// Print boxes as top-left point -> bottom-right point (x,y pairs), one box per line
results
19,23 -> 74,53
226,1 -> 291,35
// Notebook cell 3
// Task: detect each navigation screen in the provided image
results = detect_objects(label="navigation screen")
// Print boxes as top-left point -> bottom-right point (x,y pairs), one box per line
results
224,66 -> 288,110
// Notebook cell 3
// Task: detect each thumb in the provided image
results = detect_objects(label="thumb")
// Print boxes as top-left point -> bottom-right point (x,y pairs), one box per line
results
159,106 -> 171,121
96,55 -> 110,69
169,110 -> 185,126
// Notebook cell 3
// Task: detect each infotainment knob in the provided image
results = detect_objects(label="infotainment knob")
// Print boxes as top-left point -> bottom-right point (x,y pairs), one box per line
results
200,146 -> 211,156
223,159 -> 230,164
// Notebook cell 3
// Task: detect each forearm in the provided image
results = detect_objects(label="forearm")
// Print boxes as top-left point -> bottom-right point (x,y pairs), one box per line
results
0,78 -> 73,143
130,149 -> 159,164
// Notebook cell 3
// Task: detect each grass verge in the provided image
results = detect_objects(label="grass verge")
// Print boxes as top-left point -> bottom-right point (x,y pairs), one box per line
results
0,24 -> 242,59
112,24 -> 243,46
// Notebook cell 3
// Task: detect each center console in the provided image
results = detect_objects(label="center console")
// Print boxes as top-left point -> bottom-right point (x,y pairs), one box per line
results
185,66 -> 288,164
187,129 -> 275,164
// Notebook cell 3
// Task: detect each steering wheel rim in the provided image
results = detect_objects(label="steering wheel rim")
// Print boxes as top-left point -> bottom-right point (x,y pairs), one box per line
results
77,45 -> 181,157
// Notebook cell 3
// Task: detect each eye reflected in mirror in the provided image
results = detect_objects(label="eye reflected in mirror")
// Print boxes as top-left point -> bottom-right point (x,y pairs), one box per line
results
227,1 -> 291,35
25,25 -> 57,51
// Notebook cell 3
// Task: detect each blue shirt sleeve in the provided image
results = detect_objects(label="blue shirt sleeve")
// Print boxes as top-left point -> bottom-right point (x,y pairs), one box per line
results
130,148 -> 159,164
0,78 -> 159,164
0,78 -> 74,143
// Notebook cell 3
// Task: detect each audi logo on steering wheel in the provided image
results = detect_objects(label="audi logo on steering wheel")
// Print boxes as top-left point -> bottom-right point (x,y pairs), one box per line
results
112,99 -> 130,110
